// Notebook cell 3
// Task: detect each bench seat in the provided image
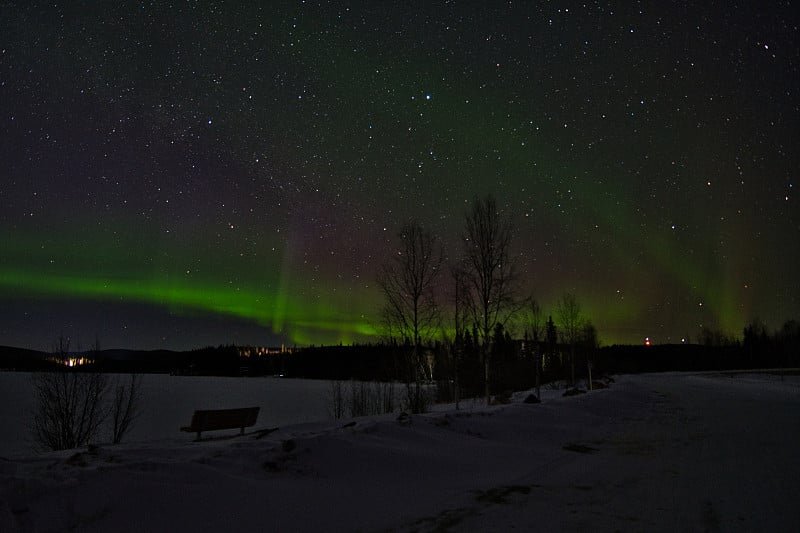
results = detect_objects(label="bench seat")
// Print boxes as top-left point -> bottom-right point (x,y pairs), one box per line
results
181,406 -> 260,440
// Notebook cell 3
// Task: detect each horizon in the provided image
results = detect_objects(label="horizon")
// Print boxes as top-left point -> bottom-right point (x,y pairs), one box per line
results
0,329 -> 787,355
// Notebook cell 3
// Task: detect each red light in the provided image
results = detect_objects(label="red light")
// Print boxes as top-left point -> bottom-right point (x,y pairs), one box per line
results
645,337 -> 651,346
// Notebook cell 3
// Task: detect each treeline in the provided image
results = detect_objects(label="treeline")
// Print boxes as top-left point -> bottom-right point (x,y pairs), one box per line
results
279,326 -> 799,390
3,318 -> 795,388
3,316 -> 796,383
3,314 -> 795,384
281,317 -> 800,390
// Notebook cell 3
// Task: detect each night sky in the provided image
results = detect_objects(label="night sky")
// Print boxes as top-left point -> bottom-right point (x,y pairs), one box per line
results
1,1 -> 798,351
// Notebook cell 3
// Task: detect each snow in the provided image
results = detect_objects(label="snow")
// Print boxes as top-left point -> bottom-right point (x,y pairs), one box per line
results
2,372 -> 799,532
0,374 -> 335,457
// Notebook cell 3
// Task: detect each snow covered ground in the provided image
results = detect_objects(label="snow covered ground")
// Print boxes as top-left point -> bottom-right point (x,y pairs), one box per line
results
2,372 -> 799,532
0,374 -> 337,457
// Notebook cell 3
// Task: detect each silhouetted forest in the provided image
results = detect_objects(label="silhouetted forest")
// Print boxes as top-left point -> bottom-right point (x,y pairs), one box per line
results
2,318 -> 797,399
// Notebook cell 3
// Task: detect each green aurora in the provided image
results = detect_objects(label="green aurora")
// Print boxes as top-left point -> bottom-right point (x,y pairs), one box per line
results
1,2 -> 796,349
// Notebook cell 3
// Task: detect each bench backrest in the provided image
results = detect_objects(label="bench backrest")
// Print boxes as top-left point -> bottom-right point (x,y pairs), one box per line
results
189,406 -> 260,431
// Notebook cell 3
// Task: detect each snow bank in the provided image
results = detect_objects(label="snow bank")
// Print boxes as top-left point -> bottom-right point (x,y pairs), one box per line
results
2,373 -> 798,532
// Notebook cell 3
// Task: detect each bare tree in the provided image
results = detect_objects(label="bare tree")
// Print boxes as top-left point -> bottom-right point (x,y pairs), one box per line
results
527,298 -> 545,342
378,220 -> 442,362
378,220 -> 442,412
556,293 -> 583,386
446,264 -> 471,409
526,297 -> 545,398
31,336 -> 108,451
461,195 -> 523,403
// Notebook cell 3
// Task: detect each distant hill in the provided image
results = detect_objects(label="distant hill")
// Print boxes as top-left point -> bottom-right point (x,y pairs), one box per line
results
99,348 -> 178,361
96,348 -> 183,373
0,345 -> 51,370
0,344 -> 236,374
0,345 -> 181,372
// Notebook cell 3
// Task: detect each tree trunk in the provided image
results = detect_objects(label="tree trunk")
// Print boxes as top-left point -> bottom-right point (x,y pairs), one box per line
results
483,347 -> 490,405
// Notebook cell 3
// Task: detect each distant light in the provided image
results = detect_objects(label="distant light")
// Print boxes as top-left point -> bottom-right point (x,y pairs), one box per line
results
645,337 -> 651,346
425,93 -> 431,100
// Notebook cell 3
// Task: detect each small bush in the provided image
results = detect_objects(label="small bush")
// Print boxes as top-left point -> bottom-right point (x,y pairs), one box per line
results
329,380 -> 397,419
402,381 -> 433,414
110,374 -> 142,444
31,371 -> 143,452
31,371 -> 108,452
328,380 -> 346,419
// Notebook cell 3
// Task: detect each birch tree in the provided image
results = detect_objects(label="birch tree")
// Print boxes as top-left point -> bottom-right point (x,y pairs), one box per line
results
461,195 -> 522,403
378,220 -> 442,410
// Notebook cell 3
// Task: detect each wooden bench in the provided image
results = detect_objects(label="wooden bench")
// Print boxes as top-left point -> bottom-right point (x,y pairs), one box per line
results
180,406 -> 260,440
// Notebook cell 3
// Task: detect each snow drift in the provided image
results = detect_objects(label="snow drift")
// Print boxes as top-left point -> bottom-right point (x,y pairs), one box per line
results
1,372 -> 798,532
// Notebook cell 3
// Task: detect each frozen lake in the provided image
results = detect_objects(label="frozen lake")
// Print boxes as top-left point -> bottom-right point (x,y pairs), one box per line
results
0,372 -> 338,457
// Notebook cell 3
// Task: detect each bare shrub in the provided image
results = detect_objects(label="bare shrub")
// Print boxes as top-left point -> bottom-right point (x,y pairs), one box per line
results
31,370 -> 109,451
379,381 -> 396,414
349,381 -> 369,417
110,374 -> 142,444
31,336 -> 143,451
329,380 -> 397,419
403,381 -> 432,414
329,380 -> 346,419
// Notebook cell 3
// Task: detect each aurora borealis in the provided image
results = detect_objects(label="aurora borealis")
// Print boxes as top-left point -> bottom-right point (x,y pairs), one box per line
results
1,2 -> 797,350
